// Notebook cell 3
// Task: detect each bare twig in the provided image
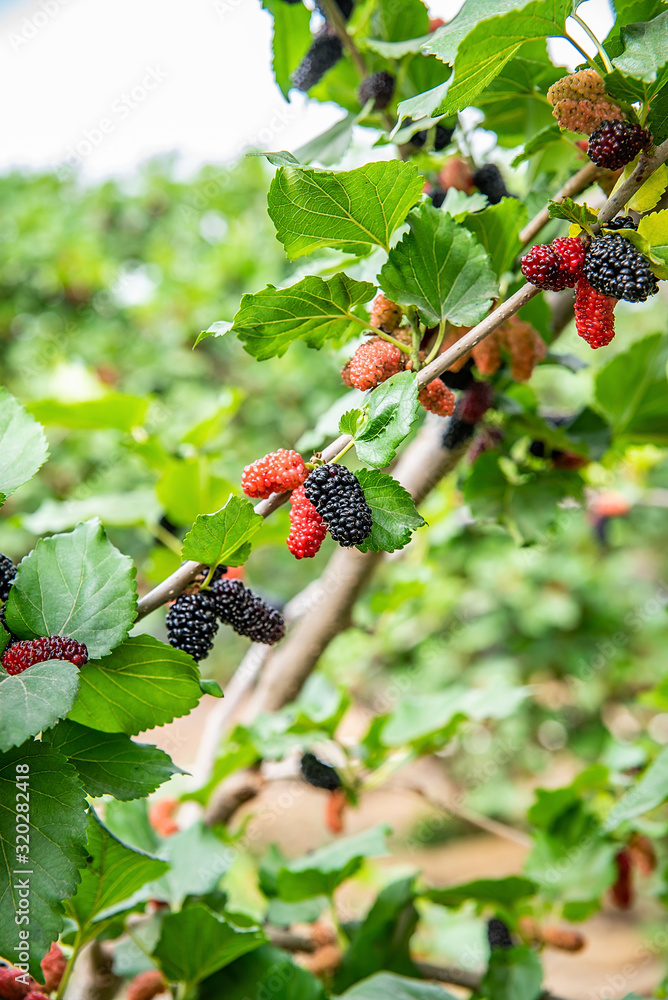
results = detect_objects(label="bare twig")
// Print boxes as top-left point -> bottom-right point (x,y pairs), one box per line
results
597,136 -> 668,226
518,160 -> 601,245
416,962 -> 572,1000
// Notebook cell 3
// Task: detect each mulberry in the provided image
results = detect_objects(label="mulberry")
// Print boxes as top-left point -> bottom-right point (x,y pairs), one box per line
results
126,970 -> 168,1000
292,28 -> 343,92
370,293 -> 402,333
41,944 -> 66,994
604,216 -> 637,231
358,71 -> 395,111
345,338 -> 404,390
574,276 -> 616,348
487,918 -> 513,951
2,636 -> 88,676
0,968 -> 36,1000
498,317 -> 547,382
315,0 -> 354,18
301,752 -> 342,790
212,578 -> 285,645
610,848 -> 633,909
588,120 -> 651,170
458,380 -> 494,425
521,238 -> 583,291
472,332 -> 502,376
241,449 -> 308,499
583,234 -> 658,302
473,164 -> 510,204
287,485 -> 327,559
408,121 -> 454,151
547,69 -> 623,135
418,379 -> 456,417
0,553 -> 16,602
166,591 -> 218,662
304,464 -> 373,546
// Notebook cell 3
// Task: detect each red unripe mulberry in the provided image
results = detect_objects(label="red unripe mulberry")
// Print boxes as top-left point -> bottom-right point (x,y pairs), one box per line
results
241,449 -> 307,499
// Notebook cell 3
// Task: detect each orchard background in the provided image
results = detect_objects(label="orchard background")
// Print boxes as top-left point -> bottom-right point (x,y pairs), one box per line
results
2,1 -> 668,999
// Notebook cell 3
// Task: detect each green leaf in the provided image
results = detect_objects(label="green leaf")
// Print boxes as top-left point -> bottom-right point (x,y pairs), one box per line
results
647,78 -> 668,143
355,371 -> 420,468
0,626 -> 8,656
462,198 -> 528,278
356,469 -> 426,553
157,458 -> 234,526
0,388 -> 48,498
335,877 -> 419,992
182,495 -> 263,567
201,678 -> 224,698
0,742 -> 88,977
638,207 -> 668,276
0,661 -> 81,752
276,826 -> 390,901
153,905 -> 265,986
200,946 -> 325,1000
232,273 -> 375,361
548,197 -> 598,230
69,812 -> 168,939
294,112 -> 358,167
262,0 -> 312,100
267,161 -> 423,258
47,720 -> 183,800
148,821 -> 235,907
339,408 -> 367,437
379,203 -> 499,326
194,320 -> 233,348
431,0 -> 541,62
479,946 -> 543,1000
5,519 -> 137,659
612,10 -> 668,83
603,746 -> 668,831
376,691 -> 466,752
418,0 -> 571,118
23,490 -> 162,535
426,876 -> 537,908
67,636 -> 202,736
476,58 -> 562,147
627,162 -> 668,215
595,332 -> 668,443
28,394 -> 149,432
337,972 -> 457,1000
511,125 -> 563,166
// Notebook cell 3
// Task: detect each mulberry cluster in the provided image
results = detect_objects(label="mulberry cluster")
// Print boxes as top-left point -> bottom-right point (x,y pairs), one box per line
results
473,164 -> 511,204
472,319 -> 546,382
2,636 -> 89,676
301,751 -> 342,790
370,293 -> 402,332
574,276 -> 616,348
583,234 -> 658,302
587,119 -> 651,170
547,69 -> 623,135
418,379 -> 456,417
287,485 -> 328,559
292,28 -> 343,92
241,449 -> 308,499
487,918 -> 513,951
521,236 -> 585,291
405,119 -> 454,151
0,553 -> 16,602
358,71 -> 395,111
166,591 -> 218,662
212,578 -> 285,645
344,338 -> 404,391
304,464 -> 373,546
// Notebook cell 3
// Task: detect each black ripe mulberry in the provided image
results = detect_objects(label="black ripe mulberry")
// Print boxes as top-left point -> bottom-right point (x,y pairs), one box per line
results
166,591 -> 219,662
292,28 -> 343,92
212,578 -> 285,645
583,234 -> 658,302
473,164 -> 510,204
301,752 -> 342,790
0,554 -> 16,602
487,917 -> 513,951
304,465 -> 373,547
406,119 -> 454,151
604,216 -> 637,231
358,71 -> 395,111
587,119 -> 651,170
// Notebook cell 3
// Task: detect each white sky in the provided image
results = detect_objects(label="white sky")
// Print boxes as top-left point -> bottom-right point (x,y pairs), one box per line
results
0,0 -> 613,179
